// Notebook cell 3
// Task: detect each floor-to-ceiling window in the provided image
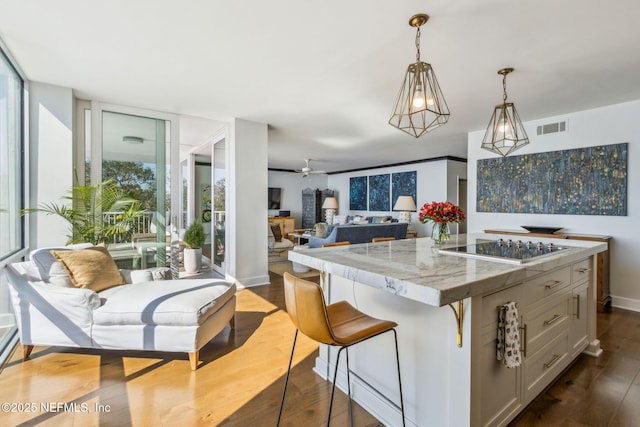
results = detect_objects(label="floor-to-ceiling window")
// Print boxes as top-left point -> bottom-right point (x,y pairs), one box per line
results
0,43 -> 25,365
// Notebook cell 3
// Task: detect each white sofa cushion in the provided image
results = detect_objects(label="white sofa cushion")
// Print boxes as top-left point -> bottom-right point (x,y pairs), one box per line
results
30,243 -> 94,286
94,279 -> 236,327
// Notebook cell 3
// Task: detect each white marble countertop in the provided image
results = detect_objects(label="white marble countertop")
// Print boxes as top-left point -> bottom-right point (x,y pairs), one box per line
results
288,233 -> 607,307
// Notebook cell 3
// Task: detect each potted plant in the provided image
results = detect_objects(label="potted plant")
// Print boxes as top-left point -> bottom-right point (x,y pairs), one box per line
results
22,179 -> 147,245
183,220 -> 206,273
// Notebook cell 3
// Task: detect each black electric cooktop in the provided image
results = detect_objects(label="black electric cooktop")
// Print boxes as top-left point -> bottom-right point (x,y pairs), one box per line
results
438,238 -> 569,264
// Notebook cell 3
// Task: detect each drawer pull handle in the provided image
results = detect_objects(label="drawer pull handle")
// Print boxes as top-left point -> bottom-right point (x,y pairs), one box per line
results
519,320 -> 527,358
543,314 -> 563,326
577,267 -> 591,273
574,294 -> 581,319
543,353 -> 562,369
545,280 -> 562,289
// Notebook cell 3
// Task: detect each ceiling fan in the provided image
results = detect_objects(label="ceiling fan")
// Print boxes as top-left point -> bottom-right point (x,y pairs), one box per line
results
295,159 -> 327,177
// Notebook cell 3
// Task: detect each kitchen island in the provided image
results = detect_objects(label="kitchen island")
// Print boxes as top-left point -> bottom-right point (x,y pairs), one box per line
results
288,233 -> 607,427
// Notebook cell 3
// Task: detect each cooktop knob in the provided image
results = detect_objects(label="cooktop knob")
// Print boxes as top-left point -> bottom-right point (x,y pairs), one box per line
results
536,241 -> 544,249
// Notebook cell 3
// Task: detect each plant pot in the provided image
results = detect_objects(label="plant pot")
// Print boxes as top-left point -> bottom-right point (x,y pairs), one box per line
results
184,247 -> 202,274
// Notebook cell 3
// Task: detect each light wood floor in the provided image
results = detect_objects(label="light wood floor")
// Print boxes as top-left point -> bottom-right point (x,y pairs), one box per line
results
0,272 -> 380,427
1,272 -> 639,426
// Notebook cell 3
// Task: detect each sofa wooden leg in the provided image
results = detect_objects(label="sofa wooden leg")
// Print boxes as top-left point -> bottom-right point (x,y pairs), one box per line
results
229,314 -> 235,330
22,345 -> 34,360
188,351 -> 199,370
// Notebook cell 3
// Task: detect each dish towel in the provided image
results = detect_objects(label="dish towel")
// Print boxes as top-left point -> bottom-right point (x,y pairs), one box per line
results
497,301 -> 521,368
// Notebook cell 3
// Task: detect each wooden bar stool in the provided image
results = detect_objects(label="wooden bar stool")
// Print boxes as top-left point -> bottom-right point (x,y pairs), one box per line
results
372,237 -> 396,242
277,272 -> 405,427
322,241 -> 350,247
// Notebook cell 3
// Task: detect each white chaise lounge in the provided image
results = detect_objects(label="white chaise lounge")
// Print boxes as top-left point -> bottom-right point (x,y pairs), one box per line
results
5,245 -> 236,370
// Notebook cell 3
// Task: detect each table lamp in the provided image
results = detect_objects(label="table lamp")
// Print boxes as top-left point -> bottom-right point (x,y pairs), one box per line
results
393,196 -> 417,228
322,197 -> 338,224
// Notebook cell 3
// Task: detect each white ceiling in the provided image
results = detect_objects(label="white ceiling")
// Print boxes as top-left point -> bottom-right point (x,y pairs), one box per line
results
2,0 -> 639,173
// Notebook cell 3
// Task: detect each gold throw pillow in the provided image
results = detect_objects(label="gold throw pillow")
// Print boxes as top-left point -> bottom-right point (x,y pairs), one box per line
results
51,246 -> 125,292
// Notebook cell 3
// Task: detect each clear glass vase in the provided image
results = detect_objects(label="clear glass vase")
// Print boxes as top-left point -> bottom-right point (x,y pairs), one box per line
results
431,222 -> 451,244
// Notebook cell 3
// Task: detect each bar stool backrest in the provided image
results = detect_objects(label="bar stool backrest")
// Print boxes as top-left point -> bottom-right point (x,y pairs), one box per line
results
283,273 -> 336,345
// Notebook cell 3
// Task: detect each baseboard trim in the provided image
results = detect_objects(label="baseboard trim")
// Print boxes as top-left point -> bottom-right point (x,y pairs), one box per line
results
611,295 -> 640,313
234,274 -> 270,289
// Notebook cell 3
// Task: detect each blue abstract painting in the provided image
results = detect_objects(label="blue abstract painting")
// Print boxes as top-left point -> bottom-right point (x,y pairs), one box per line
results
368,174 -> 390,211
392,171 -> 417,210
477,143 -> 628,215
349,176 -> 368,210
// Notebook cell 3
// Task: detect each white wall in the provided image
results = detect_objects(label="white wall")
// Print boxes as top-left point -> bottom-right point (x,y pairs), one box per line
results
227,118 -> 269,287
327,159 -> 467,237
267,171 -> 328,228
467,99 -> 640,311
28,82 -> 74,248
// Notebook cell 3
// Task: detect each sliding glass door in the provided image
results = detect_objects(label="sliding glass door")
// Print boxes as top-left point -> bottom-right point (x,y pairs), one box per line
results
212,138 -> 226,274
81,103 -> 180,275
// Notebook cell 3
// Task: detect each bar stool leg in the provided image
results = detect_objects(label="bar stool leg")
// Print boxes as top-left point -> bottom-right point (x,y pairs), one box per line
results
327,346 -> 346,426
393,329 -> 406,427
277,329 -> 298,427
346,347 -> 354,427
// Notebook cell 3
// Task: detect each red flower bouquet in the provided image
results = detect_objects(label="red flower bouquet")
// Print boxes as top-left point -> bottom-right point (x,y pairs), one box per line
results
419,201 -> 465,243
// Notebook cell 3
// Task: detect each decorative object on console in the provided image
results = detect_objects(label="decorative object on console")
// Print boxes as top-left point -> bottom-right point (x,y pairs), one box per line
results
481,67 -> 529,156
321,197 -> 338,224
389,13 -> 450,137
520,226 -> 563,234
393,195 -> 417,229
419,201 -> 465,244
369,174 -> 390,211
477,143 -> 628,215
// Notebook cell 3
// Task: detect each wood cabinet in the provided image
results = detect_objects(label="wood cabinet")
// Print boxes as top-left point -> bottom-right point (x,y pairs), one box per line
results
478,258 -> 592,426
485,229 -> 611,312
269,216 -> 295,239
301,188 -> 334,229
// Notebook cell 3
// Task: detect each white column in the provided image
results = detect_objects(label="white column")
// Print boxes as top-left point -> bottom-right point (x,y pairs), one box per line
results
226,118 -> 269,287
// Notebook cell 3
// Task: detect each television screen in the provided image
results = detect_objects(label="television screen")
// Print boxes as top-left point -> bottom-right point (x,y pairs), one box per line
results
268,187 -> 282,210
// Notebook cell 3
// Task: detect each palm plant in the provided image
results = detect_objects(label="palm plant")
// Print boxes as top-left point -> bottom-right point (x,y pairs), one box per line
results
22,179 -> 147,245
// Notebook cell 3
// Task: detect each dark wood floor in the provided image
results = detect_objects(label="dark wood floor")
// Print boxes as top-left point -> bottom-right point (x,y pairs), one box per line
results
1,270 -> 639,426
510,307 -> 640,427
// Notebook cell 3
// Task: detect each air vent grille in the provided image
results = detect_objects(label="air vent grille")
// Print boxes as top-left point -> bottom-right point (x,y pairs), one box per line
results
536,121 -> 567,136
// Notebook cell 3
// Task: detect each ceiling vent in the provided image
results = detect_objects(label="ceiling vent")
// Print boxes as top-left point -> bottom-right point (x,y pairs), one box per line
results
536,120 -> 567,136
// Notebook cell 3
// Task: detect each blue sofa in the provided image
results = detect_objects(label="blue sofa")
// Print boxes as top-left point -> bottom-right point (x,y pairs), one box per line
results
307,222 -> 408,248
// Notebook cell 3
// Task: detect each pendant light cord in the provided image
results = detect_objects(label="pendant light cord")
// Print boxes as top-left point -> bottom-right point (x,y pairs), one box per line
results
415,27 -> 421,62
502,73 -> 508,103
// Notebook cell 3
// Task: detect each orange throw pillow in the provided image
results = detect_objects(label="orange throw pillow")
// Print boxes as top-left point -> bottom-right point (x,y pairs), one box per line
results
51,246 -> 125,292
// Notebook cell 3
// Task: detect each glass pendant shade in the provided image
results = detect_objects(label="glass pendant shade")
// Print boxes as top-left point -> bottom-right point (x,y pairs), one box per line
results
481,67 -> 529,156
389,61 -> 450,137
481,102 -> 529,156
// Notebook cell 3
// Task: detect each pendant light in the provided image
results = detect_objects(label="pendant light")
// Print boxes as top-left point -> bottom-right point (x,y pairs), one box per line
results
481,68 -> 529,156
389,13 -> 450,138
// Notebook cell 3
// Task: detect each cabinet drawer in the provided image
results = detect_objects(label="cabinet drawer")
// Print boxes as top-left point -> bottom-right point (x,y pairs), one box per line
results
524,296 -> 570,356
523,333 -> 569,403
571,258 -> 593,284
482,284 -> 525,328
521,266 -> 571,304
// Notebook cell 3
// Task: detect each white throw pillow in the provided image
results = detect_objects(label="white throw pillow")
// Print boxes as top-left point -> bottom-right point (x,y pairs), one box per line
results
30,243 -> 94,284
333,214 -> 347,225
